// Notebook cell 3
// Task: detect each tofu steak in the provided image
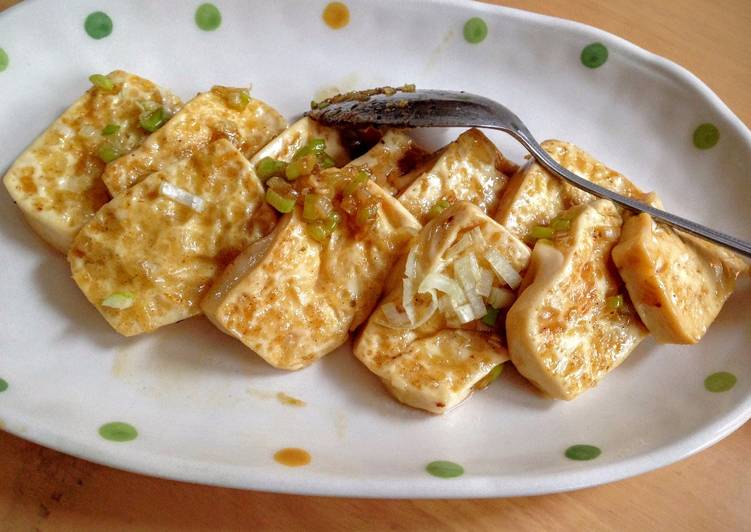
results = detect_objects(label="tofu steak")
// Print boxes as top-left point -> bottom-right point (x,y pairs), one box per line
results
69,139 -> 269,336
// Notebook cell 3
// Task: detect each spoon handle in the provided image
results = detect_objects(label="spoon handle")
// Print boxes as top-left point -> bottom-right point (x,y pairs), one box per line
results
505,124 -> 751,258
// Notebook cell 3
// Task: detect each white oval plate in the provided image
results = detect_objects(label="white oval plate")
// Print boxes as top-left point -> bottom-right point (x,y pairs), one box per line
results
0,0 -> 749,498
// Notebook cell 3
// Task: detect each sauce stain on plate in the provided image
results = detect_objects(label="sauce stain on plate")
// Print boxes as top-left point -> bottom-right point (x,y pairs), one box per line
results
276,392 -> 306,407
334,411 -> 348,441
424,30 -> 455,73
274,447 -> 311,467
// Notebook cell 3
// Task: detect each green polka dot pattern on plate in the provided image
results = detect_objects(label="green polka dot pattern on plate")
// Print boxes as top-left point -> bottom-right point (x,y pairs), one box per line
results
693,123 -> 720,149
463,17 -> 488,44
99,422 -> 138,442
580,42 -> 608,68
565,444 -> 601,461
195,3 -> 222,31
0,378 -> 7,392
84,12 -> 113,39
0,48 -> 8,73
704,371 -> 736,393
426,460 -> 464,478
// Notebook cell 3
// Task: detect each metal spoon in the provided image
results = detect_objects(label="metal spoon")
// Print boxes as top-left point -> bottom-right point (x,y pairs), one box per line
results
307,89 -> 751,258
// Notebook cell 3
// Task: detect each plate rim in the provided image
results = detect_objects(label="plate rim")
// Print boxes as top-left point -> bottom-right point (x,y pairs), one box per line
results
0,0 -> 749,498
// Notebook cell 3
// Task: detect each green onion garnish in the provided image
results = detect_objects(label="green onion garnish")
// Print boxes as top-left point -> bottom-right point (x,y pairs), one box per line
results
356,203 -> 377,225
530,225 -> 555,240
303,194 -> 323,221
551,218 -> 571,232
307,211 -> 341,241
294,138 -> 327,159
265,188 -> 296,213
481,306 -> 500,327
306,222 -> 329,242
319,153 -> 335,169
97,143 -> 120,163
89,74 -> 115,92
324,211 -> 341,232
139,107 -> 166,132
285,154 -> 317,180
101,123 -> 121,136
475,364 -> 504,390
606,294 -> 624,310
428,199 -> 451,219
255,157 -> 287,181
343,170 -> 370,195
101,291 -> 134,310
226,89 -> 250,111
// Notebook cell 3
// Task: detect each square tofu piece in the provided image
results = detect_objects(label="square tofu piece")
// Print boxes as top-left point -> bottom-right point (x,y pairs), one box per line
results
507,200 -> 648,400
347,129 -> 428,195
354,202 -> 531,414
102,86 -> 286,195
613,213 -> 748,343
494,140 -> 651,241
202,181 -> 421,370
397,129 -> 517,224
250,117 -> 350,170
69,139 -> 270,336
2,70 -> 182,252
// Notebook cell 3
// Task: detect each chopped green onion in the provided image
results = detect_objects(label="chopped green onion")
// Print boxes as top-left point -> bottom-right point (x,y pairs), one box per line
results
310,100 -> 319,110
481,306 -> 500,327
475,364 -> 504,390
428,199 -> 451,219
139,107 -> 166,132
307,211 -> 341,241
285,155 -> 316,180
324,211 -> 341,232
317,100 -> 330,109
101,291 -> 134,310
294,138 -> 327,159
265,188 -> 296,213
319,153 -> 335,169
343,170 -> 370,195
89,74 -> 115,92
306,222 -> 329,242
402,83 -> 416,92
266,176 -> 292,193
303,194 -> 324,221
255,157 -> 287,181
226,89 -> 250,111
97,143 -> 120,163
101,123 -> 121,136
530,225 -> 555,240
356,203 -> 378,225
606,294 -> 624,310
551,218 -> 571,232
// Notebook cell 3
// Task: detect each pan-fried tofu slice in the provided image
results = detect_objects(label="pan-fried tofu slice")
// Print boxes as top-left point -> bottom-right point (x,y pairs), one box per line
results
69,139 -> 270,336
507,200 -> 647,400
354,202 -> 531,413
250,116 -> 350,170
102,86 -> 286,195
397,129 -> 517,224
495,140 -> 651,241
202,180 -> 421,370
612,213 -> 748,343
2,70 -> 181,252
347,129 -> 428,195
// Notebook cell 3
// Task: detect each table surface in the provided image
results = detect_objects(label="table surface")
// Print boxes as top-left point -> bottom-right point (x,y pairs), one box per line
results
0,0 -> 749,530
